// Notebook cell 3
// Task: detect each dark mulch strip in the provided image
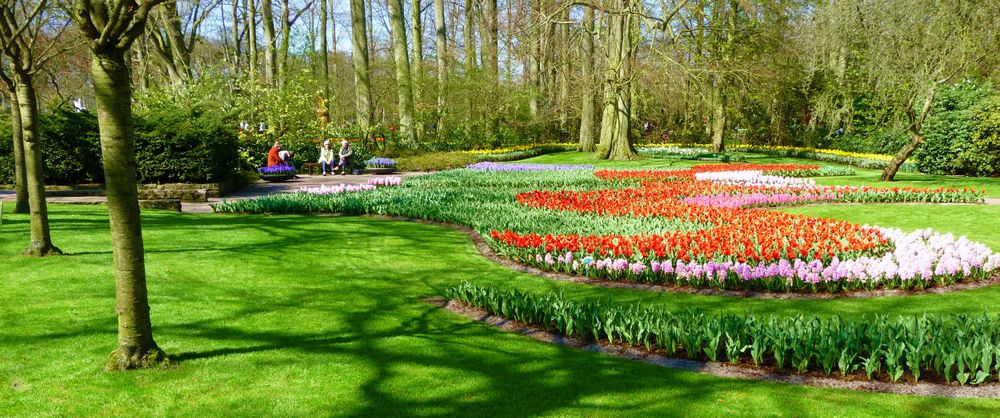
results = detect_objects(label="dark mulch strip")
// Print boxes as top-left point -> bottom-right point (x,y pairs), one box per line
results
430,298 -> 1000,399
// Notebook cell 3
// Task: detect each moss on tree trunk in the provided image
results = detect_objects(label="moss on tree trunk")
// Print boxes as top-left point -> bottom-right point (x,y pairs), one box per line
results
91,50 -> 166,370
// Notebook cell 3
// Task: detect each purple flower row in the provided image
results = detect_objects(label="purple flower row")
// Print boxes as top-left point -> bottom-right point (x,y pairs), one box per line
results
467,161 -> 595,171
300,184 -> 376,195
258,165 -> 295,175
367,176 -> 403,186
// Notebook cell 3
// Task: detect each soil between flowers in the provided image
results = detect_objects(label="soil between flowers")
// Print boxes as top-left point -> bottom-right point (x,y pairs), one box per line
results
430,298 -> 1000,399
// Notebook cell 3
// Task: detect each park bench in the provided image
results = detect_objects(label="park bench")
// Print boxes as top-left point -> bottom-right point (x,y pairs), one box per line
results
301,162 -> 322,175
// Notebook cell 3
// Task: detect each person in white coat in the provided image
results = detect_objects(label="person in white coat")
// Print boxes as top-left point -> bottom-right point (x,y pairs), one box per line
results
318,140 -> 336,175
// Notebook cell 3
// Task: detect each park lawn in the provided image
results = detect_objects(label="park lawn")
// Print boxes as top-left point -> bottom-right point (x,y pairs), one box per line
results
2,201 -> 1000,416
521,151 -> 1000,197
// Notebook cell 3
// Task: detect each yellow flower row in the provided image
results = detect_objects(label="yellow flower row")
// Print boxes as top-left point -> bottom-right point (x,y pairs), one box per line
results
461,142 -> 898,161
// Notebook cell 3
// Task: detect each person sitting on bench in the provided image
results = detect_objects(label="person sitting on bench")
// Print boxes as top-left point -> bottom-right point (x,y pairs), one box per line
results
335,140 -> 353,175
318,140 -> 336,175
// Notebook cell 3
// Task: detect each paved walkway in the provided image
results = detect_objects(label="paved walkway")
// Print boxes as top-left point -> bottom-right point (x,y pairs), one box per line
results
0,172 -> 425,214
2,174 -> 997,214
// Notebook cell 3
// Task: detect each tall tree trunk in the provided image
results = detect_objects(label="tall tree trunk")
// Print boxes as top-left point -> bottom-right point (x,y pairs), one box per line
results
528,0 -> 540,118
261,0 -> 278,85
14,72 -> 61,256
350,0 -> 372,127
577,6 -> 595,152
388,0 -> 416,143
411,0 -> 424,102
321,0 -> 330,110
232,0 -> 241,70
557,5 -> 569,128
595,4 -> 636,160
367,0 -> 376,59
463,0 -> 476,119
434,0 -> 447,138
247,0 -> 258,79
882,90 -> 937,181
479,0 -> 498,79
156,2 -> 193,84
8,92 -> 28,213
710,87 -> 726,152
279,0 -> 293,85
91,50 -> 164,370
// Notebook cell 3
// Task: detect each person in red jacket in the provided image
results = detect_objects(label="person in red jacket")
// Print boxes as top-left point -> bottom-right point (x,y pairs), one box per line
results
267,141 -> 282,166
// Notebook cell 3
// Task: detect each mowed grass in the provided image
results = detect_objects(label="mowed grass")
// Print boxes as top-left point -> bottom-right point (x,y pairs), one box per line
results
2,154 -> 1000,416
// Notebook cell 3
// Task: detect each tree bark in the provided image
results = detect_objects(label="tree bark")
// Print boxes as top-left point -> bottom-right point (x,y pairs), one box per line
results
595,4 -> 636,160
710,87 -> 726,152
479,0 -> 498,79
232,0 -> 241,70
321,0 -> 331,110
528,0 -> 540,118
388,0 -> 416,143
463,0 -> 477,120
434,0 -> 448,138
261,0 -> 278,85
411,0 -> 424,102
279,0 -> 293,85
14,72 -> 61,256
247,0 -> 258,79
350,0 -> 372,126
557,5 -> 570,128
577,6 -> 595,152
7,91 -> 28,213
91,50 -> 164,370
882,90 -> 938,181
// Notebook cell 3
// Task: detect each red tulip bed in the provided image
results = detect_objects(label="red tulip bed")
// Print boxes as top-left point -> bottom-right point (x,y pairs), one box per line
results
491,164 -> 999,293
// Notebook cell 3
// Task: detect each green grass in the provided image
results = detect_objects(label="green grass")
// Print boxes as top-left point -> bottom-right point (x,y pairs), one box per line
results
522,151 -> 1000,197
2,153 -> 1000,416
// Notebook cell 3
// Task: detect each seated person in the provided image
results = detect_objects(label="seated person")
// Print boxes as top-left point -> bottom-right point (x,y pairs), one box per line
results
335,140 -> 352,175
318,140 -> 336,175
267,141 -> 282,167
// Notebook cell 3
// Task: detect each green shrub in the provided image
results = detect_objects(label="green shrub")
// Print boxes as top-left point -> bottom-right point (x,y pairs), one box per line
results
959,95 -> 1000,176
0,108 -> 103,185
913,81 -> 992,175
396,152 -> 478,171
134,100 -> 243,184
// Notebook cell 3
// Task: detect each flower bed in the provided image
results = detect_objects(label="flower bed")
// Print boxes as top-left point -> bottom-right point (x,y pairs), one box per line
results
367,176 -> 403,187
446,283 -> 1000,385
258,165 -> 296,182
300,184 -> 376,195
467,162 -> 595,171
217,163 -> 996,293
366,157 -> 398,169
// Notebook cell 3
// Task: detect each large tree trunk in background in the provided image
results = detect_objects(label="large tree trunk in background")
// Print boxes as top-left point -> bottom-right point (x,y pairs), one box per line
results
278,0 -> 293,85
350,0 -> 372,127
480,0 -> 498,79
232,0 -> 241,70
710,88 -> 726,152
434,0 -> 448,138
557,5 -> 569,128
527,0 -> 540,118
148,2 -> 193,85
247,0 -> 258,79
260,0 -> 277,85
577,6 -> 595,152
411,0 -> 424,102
8,92 -> 29,213
320,0 -> 330,110
463,0 -> 476,120
595,6 -> 636,160
15,73 -> 61,256
91,50 -> 164,370
388,0 -> 416,143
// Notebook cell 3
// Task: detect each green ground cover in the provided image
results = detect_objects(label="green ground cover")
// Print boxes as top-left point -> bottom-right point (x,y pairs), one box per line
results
2,152 -> 1000,416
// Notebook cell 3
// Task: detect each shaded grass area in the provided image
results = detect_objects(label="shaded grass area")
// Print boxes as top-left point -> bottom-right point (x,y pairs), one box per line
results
520,151 -> 1000,197
2,203 -> 1000,415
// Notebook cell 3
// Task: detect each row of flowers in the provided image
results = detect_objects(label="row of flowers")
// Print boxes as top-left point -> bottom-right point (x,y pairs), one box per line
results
467,162 -> 595,171
493,228 -> 1000,292
299,177 -> 403,195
